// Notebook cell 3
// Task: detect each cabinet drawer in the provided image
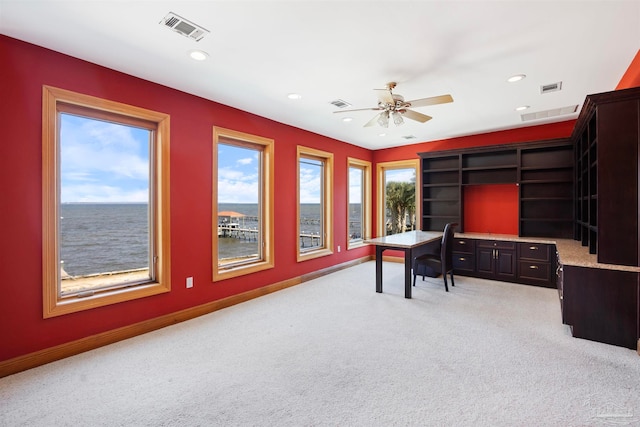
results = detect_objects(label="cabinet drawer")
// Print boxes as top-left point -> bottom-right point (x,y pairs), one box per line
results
477,240 -> 515,250
453,253 -> 475,272
518,242 -> 550,261
453,238 -> 475,253
518,260 -> 550,282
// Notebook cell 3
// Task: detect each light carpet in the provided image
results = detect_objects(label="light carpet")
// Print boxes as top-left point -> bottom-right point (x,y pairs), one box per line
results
1,261 -> 640,426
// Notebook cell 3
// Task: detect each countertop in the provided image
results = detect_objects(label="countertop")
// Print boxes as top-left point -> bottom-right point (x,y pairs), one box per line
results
454,232 -> 640,272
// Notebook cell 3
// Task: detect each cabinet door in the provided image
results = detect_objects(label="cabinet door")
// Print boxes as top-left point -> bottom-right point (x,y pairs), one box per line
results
495,249 -> 516,280
476,247 -> 495,276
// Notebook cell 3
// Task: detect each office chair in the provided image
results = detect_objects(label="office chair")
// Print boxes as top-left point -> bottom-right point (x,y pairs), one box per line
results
412,222 -> 458,292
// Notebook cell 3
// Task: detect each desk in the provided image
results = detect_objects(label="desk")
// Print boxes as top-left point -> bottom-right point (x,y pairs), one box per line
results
365,231 -> 442,298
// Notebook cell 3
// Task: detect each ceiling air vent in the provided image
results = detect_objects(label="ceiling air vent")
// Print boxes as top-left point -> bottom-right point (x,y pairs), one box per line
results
330,99 -> 351,109
540,81 -> 562,94
160,12 -> 209,41
521,105 -> 578,122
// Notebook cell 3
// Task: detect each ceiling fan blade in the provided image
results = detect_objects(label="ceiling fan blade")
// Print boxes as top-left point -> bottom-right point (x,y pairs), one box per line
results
333,107 -> 382,113
374,89 -> 395,105
402,109 -> 432,123
364,112 -> 383,127
405,94 -> 453,108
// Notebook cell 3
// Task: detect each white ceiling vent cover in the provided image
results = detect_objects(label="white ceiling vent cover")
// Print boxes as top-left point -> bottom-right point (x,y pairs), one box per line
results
160,12 -> 209,41
521,105 -> 578,122
540,81 -> 562,94
330,99 -> 351,109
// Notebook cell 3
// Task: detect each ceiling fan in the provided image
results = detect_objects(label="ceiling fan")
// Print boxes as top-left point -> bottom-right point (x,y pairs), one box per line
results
334,82 -> 453,128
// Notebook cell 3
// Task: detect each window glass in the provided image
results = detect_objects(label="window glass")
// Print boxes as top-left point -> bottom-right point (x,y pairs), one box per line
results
299,157 -> 324,251
217,142 -> 261,267
347,158 -> 371,249
384,168 -> 416,235
348,165 -> 364,243
59,114 -> 152,295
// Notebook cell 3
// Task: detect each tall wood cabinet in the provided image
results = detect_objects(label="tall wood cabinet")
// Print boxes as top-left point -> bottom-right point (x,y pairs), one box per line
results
418,139 -> 573,238
572,86 -> 640,267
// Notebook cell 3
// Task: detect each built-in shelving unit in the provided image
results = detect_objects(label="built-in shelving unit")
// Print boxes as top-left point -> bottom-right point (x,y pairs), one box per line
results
419,139 -> 573,238
571,86 -> 640,267
519,143 -> 574,238
421,155 -> 461,232
574,114 -> 598,253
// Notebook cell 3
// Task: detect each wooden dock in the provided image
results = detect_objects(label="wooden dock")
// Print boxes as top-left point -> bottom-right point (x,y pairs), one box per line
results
218,225 -> 323,248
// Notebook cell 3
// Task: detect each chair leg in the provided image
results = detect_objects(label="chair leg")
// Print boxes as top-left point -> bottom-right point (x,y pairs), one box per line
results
443,273 -> 449,292
450,271 -> 455,287
413,272 -> 416,287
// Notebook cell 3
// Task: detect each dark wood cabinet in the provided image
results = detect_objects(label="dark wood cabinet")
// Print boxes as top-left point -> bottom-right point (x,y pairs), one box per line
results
452,237 -> 475,274
517,242 -> 554,288
561,263 -> 638,349
419,139 -> 572,239
475,240 -> 516,281
572,86 -> 640,266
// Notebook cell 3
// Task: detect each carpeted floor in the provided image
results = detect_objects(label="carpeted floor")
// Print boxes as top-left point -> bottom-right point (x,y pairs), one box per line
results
1,261 -> 639,426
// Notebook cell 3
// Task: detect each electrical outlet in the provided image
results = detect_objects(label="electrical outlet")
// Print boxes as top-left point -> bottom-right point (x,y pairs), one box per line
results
186,277 -> 193,288
337,245 -> 341,252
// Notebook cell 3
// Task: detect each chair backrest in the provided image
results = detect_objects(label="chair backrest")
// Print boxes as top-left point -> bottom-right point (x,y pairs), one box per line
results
440,222 -> 458,271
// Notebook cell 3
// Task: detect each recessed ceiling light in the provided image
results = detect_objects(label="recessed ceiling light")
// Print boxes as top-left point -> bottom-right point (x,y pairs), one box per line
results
189,50 -> 208,61
287,93 -> 302,100
515,105 -> 530,111
507,74 -> 526,83
378,133 -> 386,137
342,117 -> 353,122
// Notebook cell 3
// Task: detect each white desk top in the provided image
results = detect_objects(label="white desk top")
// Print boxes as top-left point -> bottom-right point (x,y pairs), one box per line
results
364,230 -> 442,249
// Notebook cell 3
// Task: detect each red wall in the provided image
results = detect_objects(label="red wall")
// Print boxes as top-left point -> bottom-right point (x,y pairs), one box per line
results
616,49 -> 640,89
1,34 -> 637,366
0,35 -> 372,362
464,184 -> 519,235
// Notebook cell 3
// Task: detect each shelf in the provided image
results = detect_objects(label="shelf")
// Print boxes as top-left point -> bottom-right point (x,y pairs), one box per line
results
423,183 -> 458,187
423,167 -> 459,173
462,165 -> 516,172
521,197 -> 573,201
519,179 -> 573,184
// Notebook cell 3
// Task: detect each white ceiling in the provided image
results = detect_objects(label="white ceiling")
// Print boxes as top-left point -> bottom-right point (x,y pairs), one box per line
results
1,0 -> 639,149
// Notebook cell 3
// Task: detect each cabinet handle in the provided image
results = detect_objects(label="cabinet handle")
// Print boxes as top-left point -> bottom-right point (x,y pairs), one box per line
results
459,241 -> 466,245
529,265 -> 539,269
459,257 -> 466,261
529,246 -> 538,250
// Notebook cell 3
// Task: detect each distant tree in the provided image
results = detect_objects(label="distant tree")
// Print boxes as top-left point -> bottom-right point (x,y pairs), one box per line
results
385,180 -> 415,235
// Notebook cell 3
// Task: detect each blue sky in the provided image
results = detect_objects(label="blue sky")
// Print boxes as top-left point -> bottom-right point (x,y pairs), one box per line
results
217,143 -> 260,203
60,114 -> 150,203
60,114 -> 402,205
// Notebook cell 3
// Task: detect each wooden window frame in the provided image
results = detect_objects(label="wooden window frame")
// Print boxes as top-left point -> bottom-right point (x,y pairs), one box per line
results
212,127 -> 275,281
347,157 -> 372,249
42,85 -> 171,318
297,146 -> 334,262
376,159 -> 420,237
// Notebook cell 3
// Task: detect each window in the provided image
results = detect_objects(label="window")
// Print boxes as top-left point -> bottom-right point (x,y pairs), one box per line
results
347,158 -> 372,249
297,146 -> 333,261
42,86 -> 171,318
213,127 -> 274,280
376,159 -> 420,236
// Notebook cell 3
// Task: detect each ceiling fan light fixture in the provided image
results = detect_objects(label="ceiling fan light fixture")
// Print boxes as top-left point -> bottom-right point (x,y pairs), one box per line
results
378,111 -> 390,128
392,111 -> 404,126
